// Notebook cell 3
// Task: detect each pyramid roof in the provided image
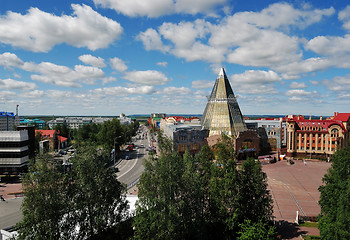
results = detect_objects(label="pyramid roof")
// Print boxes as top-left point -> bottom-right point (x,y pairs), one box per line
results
201,68 -> 246,137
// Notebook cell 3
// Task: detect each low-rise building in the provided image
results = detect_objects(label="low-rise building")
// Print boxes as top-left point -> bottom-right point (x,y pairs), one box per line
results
160,116 -> 208,155
246,119 -> 282,152
35,130 -> 59,150
20,118 -> 46,129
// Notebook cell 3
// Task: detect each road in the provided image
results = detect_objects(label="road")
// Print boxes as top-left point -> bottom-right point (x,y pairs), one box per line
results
116,126 -> 149,188
0,198 -> 23,230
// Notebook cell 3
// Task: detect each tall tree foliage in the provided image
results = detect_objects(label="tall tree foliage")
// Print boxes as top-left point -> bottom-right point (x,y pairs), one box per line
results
17,156 -> 69,239
133,136 -> 188,239
72,118 -> 139,152
318,146 -> 350,239
17,145 -> 128,239
134,134 -> 274,239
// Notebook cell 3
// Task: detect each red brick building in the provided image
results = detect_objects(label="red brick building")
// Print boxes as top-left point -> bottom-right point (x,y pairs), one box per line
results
286,113 -> 350,159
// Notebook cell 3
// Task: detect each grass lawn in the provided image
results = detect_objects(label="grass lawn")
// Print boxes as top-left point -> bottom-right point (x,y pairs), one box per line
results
299,221 -> 318,228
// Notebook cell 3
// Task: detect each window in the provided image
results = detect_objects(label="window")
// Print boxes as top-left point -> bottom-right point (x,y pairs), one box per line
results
179,135 -> 186,141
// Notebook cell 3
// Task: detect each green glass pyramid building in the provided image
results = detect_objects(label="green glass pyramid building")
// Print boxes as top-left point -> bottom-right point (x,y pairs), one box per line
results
201,68 -> 247,137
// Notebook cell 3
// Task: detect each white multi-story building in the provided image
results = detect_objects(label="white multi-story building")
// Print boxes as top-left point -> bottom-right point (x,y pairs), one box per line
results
47,117 -> 113,129
0,130 -> 29,174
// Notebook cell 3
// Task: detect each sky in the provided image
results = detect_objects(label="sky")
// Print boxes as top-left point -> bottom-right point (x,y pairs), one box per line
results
1,0 -> 350,116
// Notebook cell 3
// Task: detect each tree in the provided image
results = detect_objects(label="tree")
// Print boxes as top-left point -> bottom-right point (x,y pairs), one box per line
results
318,147 -> 350,240
17,155 -> 70,239
134,134 -> 274,239
17,145 -> 128,239
133,139 -> 188,239
236,158 -> 273,224
237,219 -> 276,240
67,145 -> 128,239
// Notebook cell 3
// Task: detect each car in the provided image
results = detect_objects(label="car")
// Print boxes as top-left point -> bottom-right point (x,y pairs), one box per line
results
140,144 -> 144,148
125,155 -> 130,160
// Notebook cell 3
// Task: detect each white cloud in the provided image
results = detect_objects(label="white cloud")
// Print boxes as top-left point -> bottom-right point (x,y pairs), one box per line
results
137,3 -> 333,66
0,78 -> 36,90
123,70 -> 168,85
275,57 -> 332,79
0,52 -> 24,68
230,70 -> 281,84
156,86 -> 192,95
22,61 -> 106,87
192,80 -> 214,89
286,89 -> 317,96
93,0 -> 226,17
79,54 -> 106,68
0,91 -> 16,99
23,90 -> 45,98
137,28 -> 170,53
323,75 -> 350,91
339,6 -> 350,31
228,70 -> 281,95
159,20 -> 210,49
229,3 -> 334,30
45,90 -> 73,99
0,4 -> 123,52
226,30 -> 301,67
110,57 -> 128,72
290,82 -> 307,89
92,86 -> 155,95
157,61 -> 168,67
306,35 -> 350,56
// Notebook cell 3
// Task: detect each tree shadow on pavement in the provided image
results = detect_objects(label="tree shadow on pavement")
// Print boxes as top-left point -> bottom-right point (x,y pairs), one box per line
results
275,220 -> 307,239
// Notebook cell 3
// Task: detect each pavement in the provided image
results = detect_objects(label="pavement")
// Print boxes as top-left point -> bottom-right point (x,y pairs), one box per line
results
262,159 -> 331,239
0,181 -> 23,230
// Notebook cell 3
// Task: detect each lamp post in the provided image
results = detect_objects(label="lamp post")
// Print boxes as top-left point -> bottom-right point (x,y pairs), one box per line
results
114,136 -> 122,166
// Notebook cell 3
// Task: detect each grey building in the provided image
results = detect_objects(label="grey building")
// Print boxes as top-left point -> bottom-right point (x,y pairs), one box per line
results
0,130 -> 29,174
161,121 -> 209,155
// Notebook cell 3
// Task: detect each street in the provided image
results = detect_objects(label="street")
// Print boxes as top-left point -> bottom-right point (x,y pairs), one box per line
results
116,125 -> 149,188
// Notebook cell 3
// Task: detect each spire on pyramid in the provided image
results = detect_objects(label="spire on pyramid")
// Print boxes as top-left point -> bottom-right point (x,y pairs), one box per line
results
201,68 -> 247,137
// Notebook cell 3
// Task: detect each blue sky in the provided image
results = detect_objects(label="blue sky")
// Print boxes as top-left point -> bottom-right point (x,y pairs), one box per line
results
1,0 -> 350,116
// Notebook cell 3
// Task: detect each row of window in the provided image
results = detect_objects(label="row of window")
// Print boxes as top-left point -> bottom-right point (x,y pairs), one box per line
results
178,143 -> 200,152
0,141 -> 29,147
0,150 -> 29,158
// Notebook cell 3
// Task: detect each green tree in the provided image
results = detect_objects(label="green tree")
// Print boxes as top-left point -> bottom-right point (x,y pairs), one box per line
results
133,137 -> 189,239
237,158 -> 273,224
318,147 -> 350,240
17,145 -> 128,239
17,155 -> 70,239
97,119 -> 124,151
67,145 -> 128,239
237,219 -> 276,240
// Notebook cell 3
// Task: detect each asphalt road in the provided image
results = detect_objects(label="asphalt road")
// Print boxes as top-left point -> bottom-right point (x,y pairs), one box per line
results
116,126 -> 149,188
0,197 -> 23,230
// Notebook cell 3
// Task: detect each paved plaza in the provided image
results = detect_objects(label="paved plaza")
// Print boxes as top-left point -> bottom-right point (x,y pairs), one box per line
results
262,159 -> 331,238
262,159 -> 331,222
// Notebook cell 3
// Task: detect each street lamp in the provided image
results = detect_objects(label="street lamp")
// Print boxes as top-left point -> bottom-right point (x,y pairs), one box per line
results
113,136 -> 122,166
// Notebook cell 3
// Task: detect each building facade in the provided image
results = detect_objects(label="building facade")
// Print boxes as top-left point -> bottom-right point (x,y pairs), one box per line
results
246,119 -> 282,152
0,130 -> 29,174
20,118 -> 46,129
286,113 -> 350,159
47,117 -> 113,129
0,112 -> 18,131
160,117 -> 208,155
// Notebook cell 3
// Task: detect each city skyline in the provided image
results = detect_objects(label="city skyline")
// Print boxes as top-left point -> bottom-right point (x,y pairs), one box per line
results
1,0 -> 350,116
